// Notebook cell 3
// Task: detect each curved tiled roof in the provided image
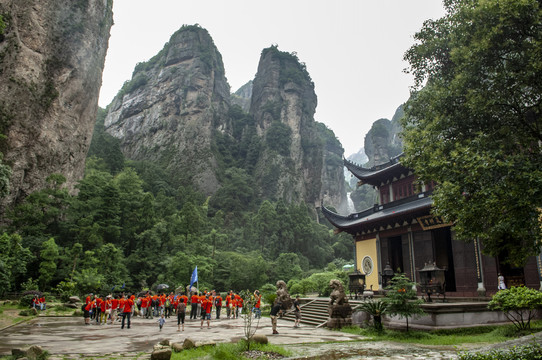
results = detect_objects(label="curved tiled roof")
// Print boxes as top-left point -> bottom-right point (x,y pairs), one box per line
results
322,193 -> 433,235
344,154 -> 409,186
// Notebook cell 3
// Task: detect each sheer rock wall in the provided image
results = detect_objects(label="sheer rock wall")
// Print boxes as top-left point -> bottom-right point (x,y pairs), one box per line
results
0,0 -> 113,211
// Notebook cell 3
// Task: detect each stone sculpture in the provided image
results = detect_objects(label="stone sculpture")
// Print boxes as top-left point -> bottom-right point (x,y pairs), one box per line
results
275,280 -> 293,311
327,279 -> 353,328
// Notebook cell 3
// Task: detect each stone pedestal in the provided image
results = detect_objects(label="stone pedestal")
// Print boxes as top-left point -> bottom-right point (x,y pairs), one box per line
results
327,303 -> 353,329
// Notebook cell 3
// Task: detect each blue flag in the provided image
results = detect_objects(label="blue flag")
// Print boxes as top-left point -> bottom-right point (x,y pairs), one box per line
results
189,266 -> 198,289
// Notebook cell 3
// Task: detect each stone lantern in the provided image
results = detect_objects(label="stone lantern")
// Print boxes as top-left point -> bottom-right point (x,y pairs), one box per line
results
380,262 -> 394,290
348,270 -> 366,299
418,262 -> 446,302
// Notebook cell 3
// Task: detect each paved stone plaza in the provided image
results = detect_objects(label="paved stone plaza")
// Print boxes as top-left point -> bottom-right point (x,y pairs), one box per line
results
1,314 -> 536,359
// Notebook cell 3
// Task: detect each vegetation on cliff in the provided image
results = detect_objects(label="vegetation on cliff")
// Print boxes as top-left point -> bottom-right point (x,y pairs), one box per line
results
0,108 -> 353,295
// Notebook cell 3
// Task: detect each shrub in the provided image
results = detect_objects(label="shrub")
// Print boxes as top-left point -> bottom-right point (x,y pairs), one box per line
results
359,299 -> 388,331
384,273 -> 425,331
488,286 -> 542,332
19,309 -> 35,316
458,342 -> 542,360
55,280 -> 77,302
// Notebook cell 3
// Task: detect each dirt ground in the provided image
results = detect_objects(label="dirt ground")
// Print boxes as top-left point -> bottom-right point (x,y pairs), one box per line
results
0,308 -> 28,331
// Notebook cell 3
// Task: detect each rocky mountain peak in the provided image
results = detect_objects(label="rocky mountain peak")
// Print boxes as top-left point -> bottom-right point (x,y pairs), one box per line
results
104,24 -> 231,195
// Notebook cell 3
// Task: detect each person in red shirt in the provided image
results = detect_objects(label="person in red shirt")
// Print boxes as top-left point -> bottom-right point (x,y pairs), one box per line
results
179,293 -> 188,306
200,294 -> 213,329
94,295 -> 103,324
231,296 -> 238,319
225,292 -> 232,319
121,294 -> 134,329
31,295 -> 39,310
254,290 -> 262,319
166,292 -> 174,318
235,293 -> 243,318
141,295 -> 149,318
39,296 -> 46,310
110,295 -> 119,324
152,294 -> 159,317
190,292 -> 199,320
130,294 -> 136,316
213,291 -> 223,319
83,300 -> 92,325
158,294 -> 166,316
99,296 -> 107,324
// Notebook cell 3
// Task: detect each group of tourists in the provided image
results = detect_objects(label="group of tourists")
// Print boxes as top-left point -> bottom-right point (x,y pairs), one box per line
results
31,295 -> 47,311
82,289 -> 263,331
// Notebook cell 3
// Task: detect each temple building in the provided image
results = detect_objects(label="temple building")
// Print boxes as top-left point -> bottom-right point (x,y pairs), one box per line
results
322,154 -> 542,298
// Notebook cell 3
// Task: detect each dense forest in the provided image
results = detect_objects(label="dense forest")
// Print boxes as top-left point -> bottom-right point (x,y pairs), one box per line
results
0,107 -> 354,297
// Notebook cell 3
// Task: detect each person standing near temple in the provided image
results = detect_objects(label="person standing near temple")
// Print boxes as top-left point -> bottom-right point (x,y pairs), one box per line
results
213,291 -> 222,319
121,294 -> 134,329
176,299 -> 186,331
498,273 -> 506,290
293,295 -> 301,328
190,291 -> 199,320
200,294 -> 213,329
253,290 -> 262,319
225,291 -> 232,319
269,301 -> 281,335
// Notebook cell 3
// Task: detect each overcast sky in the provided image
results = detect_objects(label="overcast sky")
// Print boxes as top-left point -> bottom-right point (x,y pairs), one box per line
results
99,1 -> 446,156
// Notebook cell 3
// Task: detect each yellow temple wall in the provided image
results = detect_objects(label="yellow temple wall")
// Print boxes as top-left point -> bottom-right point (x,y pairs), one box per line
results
356,238 -> 379,291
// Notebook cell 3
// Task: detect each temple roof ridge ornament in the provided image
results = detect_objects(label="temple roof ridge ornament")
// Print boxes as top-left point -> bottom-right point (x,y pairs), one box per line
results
344,153 -> 407,186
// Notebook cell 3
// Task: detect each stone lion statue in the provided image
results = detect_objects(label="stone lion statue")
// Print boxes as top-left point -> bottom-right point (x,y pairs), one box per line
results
329,279 -> 348,307
275,280 -> 292,310
327,279 -> 352,328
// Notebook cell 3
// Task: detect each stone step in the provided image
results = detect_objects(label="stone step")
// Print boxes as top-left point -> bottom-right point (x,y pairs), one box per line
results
280,298 -> 363,327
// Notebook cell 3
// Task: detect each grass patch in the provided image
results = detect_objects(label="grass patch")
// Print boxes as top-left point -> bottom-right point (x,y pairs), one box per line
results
339,321 -> 542,346
171,341 -> 291,360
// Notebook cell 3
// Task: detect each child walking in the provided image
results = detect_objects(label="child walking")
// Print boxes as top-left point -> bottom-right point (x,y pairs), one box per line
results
158,313 -> 166,331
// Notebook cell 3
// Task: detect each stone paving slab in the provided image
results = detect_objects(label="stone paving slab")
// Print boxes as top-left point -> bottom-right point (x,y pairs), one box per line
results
5,314 -> 535,359
0,315 -> 363,356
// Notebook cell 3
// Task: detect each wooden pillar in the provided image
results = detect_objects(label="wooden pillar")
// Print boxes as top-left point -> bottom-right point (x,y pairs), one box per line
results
408,226 -> 417,291
536,251 -> 542,291
473,236 -> 486,296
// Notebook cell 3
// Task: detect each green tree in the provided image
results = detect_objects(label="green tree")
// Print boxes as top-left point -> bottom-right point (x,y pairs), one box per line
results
67,169 -> 120,248
266,121 -> 292,156
240,289 -> 260,351
488,286 -> 542,332
252,200 -> 279,254
384,273 -> 425,331
87,108 -> 125,174
270,253 -> 303,283
8,174 -> 70,247
0,233 -> 32,294
39,237 -> 59,290
402,0 -> 542,265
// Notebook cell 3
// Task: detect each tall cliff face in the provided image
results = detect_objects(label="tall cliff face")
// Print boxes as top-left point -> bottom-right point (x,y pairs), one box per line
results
0,0 -> 113,210
105,25 -> 230,195
250,46 -> 345,209
364,105 -> 404,167
230,80 -> 252,113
